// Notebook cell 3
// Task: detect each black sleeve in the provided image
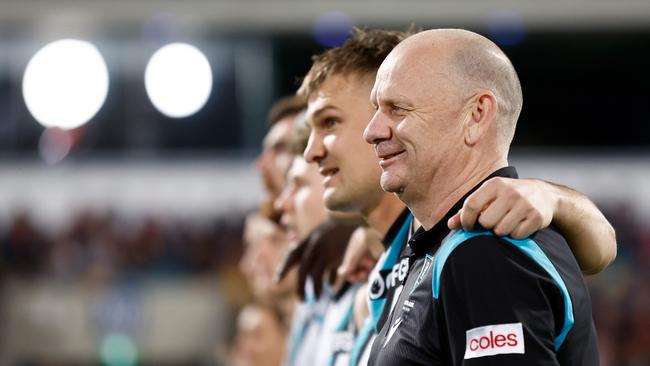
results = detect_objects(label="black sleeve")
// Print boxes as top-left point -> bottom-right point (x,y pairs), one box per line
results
438,235 -> 564,366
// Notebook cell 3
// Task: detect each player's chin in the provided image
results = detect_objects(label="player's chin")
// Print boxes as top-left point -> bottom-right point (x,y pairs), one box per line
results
324,188 -> 357,213
324,188 -> 340,207
380,174 -> 404,194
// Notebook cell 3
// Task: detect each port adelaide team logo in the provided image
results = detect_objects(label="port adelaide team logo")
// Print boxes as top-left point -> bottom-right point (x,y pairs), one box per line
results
369,257 -> 410,300
369,271 -> 386,300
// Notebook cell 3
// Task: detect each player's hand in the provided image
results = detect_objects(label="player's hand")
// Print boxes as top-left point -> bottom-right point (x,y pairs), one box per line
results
337,227 -> 381,283
448,177 -> 558,239
275,221 -> 357,300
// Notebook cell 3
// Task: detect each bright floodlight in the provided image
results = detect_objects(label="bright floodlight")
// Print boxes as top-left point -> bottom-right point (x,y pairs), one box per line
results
145,43 -> 213,118
23,39 -> 109,130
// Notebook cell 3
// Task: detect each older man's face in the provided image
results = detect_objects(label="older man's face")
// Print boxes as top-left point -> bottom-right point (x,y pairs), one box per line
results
363,47 -> 467,200
303,73 -> 385,215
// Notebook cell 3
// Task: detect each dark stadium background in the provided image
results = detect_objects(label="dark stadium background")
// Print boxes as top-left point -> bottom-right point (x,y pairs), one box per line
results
2,32 -> 650,155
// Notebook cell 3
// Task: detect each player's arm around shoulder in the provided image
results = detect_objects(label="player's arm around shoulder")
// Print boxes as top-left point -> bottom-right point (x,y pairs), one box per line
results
436,233 -> 564,365
449,177 -> 616,275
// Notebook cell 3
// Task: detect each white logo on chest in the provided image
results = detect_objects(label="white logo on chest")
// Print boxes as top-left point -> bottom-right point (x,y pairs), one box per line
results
368,258 -> 410,300
382,317 -> 403,348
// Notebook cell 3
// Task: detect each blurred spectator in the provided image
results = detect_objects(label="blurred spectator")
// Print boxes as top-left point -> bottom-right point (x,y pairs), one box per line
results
2,209 -> 246,278
2,212 -> 50,276
230,303 -> 288,366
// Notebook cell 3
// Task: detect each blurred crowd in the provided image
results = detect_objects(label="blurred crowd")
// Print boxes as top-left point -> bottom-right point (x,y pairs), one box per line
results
588,204 -> 650,365
1,210 -> 245,279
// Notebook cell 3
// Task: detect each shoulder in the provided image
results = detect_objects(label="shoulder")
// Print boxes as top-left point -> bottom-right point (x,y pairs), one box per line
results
431,230 -> 584,356
438,229 -> 565,272
432,230 -> 558,299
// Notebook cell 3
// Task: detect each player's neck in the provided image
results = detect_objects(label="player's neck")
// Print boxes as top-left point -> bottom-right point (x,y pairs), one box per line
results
411,159 -> 507,230
364,193 -> 406,238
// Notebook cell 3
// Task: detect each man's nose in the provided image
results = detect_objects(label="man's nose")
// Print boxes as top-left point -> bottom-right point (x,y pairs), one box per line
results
303,131 -> 324,163
255,151 -> 271,173
274,187 -> 292,215
364,109 -> 391,145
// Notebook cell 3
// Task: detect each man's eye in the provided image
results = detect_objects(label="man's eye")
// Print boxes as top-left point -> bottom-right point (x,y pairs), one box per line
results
272,142 -> 288,153
323,117 -> 338,127
391,105 -> 406,114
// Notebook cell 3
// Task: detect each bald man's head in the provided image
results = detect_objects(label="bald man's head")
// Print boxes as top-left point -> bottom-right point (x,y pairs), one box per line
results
393,29 -> 523,151
365,29 -> 521,207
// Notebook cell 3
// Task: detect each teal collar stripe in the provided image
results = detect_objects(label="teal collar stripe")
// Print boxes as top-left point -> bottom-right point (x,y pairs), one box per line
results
431,230 -> 575,351
369,213 -> 413,332
385,213 -> 413,272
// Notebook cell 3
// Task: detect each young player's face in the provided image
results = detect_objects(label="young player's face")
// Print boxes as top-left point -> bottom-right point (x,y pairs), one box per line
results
231,305 -> 285,366
241,214 -> 294,298
256,116 -> 295,197
304,73 -> 385,215
275,156 -> 328,242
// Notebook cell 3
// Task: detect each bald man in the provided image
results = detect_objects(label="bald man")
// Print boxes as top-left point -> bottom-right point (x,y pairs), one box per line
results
364,29 -> 599,365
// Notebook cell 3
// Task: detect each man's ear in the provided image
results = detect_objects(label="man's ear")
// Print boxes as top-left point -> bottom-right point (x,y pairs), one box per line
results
464,91 -> 498,146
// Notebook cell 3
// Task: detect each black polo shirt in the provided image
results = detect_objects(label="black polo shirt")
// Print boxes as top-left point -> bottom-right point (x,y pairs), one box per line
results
368,167 -> 599,365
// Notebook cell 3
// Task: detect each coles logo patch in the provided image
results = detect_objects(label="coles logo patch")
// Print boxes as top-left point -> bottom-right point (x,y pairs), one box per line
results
464,322 -> 525,359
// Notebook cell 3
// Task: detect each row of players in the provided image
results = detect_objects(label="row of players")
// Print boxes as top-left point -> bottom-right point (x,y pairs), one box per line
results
233,28 -> 615,365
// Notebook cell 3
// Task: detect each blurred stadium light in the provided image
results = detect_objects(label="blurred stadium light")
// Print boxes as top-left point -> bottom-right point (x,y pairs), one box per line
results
22,39 -> 109,130
144,42 -> 213,118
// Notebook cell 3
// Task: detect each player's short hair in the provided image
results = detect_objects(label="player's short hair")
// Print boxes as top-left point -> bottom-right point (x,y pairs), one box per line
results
297,28 -> 415,98
267,95 -> 307,127
287,110 -> 310,156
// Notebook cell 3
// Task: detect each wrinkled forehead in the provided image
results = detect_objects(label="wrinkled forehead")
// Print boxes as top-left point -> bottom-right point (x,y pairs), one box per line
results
373,46 -> 452,102
372,57 -> 414,100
